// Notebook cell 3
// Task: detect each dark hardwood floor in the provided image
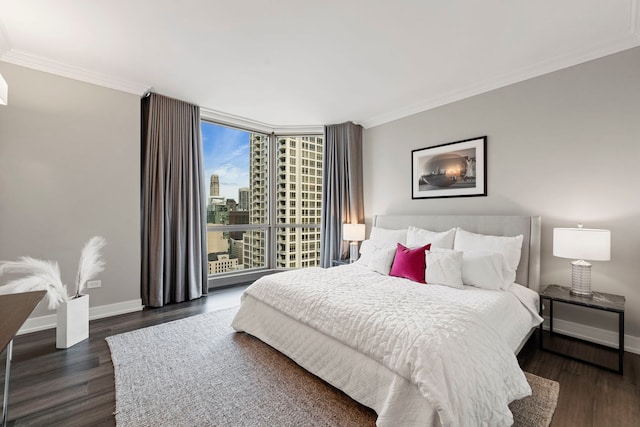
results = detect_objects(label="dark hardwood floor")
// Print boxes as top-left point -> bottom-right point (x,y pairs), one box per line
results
517,331 -> 640,427
2,287 -> 639,426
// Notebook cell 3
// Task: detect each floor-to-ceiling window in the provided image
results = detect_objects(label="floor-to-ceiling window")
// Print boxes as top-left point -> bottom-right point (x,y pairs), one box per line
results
201,122 -> 268,276
201,121 -> 323,281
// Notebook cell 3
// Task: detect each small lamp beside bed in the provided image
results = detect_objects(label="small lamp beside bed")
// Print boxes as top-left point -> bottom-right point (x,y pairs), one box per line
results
343,223 -> 365,263
553,225 -> 611,297
0,73 -> 8,105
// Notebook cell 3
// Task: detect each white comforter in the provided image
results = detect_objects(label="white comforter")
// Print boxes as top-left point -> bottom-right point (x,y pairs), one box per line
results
240,265 -> 539,427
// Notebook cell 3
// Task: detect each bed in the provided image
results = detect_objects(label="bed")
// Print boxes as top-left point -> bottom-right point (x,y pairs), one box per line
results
232,214 -> 543,427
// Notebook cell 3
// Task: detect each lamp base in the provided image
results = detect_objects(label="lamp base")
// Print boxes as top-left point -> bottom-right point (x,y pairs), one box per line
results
570,260 -> 593,298
569,289 -> 593,298
349,242 -> 359,263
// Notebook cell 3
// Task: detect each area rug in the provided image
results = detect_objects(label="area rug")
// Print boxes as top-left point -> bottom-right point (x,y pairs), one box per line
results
106,307 -> 559,427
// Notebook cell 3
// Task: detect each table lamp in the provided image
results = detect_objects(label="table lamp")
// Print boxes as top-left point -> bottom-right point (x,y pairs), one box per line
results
343,223 -> 365,263
553,225 -> 610,297
0,73 -> 8,105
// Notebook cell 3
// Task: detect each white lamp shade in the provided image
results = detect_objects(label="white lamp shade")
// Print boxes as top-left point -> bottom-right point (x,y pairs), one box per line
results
0,73 -> 7,105
553,227 -> 610,261
343,223 -> 365,241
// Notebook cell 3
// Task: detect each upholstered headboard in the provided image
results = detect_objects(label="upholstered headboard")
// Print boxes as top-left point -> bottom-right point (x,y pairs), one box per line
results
372,215 -> 541,292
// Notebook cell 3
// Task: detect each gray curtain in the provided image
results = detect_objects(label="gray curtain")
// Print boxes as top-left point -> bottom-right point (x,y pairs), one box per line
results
141,93 -> 208,307
320,122 -> 364,267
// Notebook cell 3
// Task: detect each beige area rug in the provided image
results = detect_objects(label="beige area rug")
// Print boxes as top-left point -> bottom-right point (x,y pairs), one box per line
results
511,372 -> 559,427
106,308 -> 559,427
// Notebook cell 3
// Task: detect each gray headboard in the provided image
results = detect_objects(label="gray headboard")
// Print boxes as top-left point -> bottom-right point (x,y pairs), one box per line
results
373,215 -> 541,292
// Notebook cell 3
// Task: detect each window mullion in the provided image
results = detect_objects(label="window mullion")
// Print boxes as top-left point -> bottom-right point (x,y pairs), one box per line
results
268,132 -> 277,270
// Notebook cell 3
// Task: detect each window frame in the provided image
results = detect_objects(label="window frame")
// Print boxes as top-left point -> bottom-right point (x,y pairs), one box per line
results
200,115 -> 324,287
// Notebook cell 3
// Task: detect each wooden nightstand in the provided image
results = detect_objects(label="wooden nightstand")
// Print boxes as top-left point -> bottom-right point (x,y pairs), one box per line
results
331,259 -> 351,267
539,284 -> 625,374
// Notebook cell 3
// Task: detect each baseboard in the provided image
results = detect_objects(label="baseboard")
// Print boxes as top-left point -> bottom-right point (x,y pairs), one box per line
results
17,299 -> 144,335
542,316 -> 640,355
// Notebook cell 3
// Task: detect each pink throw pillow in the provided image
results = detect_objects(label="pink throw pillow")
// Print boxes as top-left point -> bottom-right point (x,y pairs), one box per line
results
390,243 -> 431,283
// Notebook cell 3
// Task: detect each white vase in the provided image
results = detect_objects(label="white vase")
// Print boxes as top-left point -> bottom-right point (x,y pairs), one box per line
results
56,294 -> 89,349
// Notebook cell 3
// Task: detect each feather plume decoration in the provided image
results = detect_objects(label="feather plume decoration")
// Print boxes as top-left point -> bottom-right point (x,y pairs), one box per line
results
0,236 -> 107,309
0,257 -> 69,309
74,236 -> 106,298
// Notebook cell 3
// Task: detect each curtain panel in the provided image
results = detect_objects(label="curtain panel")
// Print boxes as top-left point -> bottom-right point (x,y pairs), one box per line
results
320,122 -> 365,267
141,93 -> 208,307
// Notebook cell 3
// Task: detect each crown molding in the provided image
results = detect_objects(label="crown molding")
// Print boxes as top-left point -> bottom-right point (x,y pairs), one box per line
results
201,106 -> 323,135
0,49 -> 150,95
361,4 -> 640,129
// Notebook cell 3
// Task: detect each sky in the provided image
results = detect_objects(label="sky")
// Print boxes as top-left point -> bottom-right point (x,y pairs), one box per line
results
201,122 -> 250,201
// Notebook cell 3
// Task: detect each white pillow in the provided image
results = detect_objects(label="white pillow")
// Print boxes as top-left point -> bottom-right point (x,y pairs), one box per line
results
407,226 -> 456,249
460,250 -> 508,290
453,228 -> 523,285
367,245 -> 397,275
369,226 -> 408,245
425,248 -> 463,289
357,239 -> 395,267
356,239 -> 375,265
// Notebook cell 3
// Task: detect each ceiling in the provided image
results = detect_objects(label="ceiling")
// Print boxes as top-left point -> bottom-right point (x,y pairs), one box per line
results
0,0 -> 638,129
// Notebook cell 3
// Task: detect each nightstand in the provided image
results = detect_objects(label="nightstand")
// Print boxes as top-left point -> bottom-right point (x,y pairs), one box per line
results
539,284 -> 625,374
331,259 -> 351,267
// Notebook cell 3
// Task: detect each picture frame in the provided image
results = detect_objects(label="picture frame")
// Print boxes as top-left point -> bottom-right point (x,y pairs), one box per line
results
411,136 -> 487,199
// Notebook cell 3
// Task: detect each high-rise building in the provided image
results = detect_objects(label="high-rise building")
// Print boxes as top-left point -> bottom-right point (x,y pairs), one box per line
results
244,134 -> 323,270
275,135 -> 323,268
243,134 -> 268,269
210,174 -> 220,197
238,187 -> 250,211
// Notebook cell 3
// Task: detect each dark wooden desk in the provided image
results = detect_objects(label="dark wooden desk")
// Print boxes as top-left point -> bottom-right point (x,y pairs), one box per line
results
1,290 -> 47,427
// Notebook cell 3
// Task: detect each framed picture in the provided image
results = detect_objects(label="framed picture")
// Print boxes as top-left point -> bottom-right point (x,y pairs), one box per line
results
411,136 -> 487,199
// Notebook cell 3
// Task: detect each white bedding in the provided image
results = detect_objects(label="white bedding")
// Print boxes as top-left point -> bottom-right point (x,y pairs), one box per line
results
232,264 -> 542,427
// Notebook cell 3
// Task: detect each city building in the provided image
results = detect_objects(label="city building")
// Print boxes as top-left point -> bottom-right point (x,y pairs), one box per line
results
207,201 -> 229,225
238,187 -> 250,211
230,239 -> 244,266
229,210 -> 249,241
210,174 -> 220,197
207,230 -> 228,254
207,253 -> 238,275
243,133 -> 269,269
244,134 -> 323,270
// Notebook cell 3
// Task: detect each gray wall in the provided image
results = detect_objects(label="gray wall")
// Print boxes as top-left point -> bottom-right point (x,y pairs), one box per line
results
363,47 -> 640,339
0,62 -> 140,317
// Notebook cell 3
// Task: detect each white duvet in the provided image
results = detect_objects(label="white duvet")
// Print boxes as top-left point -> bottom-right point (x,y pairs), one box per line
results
236,264 -> 542,427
